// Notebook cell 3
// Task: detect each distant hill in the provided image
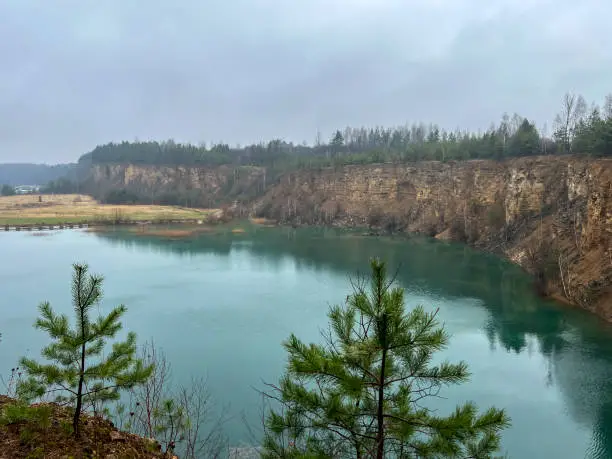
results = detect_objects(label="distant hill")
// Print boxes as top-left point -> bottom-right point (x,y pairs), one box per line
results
0,163 -> 76,186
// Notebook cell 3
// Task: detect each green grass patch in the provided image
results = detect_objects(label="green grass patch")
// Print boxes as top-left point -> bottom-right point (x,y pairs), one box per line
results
0,401 -> 52,426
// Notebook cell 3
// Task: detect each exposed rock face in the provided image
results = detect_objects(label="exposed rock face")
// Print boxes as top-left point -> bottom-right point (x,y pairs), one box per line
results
88,156 -> 611,320
89,163 -> 267,207
252,156 -> 611,320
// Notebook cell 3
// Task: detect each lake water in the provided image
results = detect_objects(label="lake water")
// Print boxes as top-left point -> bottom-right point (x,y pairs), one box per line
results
1,225 -> 612,458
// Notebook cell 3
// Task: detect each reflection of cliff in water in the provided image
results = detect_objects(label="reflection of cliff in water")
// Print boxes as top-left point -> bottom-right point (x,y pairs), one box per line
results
93,226 -> 612,458
547,324 -> 612,458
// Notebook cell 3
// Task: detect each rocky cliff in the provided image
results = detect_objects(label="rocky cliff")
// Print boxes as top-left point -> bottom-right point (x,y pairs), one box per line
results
88,157 -> 611,320
252,157 -> 611,320
88,163 -> 267,207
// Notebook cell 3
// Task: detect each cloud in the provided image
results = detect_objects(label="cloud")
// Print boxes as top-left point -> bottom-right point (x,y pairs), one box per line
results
0,0 -> 610,162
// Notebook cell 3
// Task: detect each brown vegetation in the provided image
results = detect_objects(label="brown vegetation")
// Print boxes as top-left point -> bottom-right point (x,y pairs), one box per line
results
119,341 -> 228,458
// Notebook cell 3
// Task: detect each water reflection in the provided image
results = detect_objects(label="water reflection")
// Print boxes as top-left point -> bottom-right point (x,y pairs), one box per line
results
93,226 -> 612,458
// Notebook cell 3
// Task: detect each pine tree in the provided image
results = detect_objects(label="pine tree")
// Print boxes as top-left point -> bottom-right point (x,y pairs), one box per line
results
262,259 -> 510,458
0,184 -> 15,196
330,130 -> 345,157
18,263 -> 153,437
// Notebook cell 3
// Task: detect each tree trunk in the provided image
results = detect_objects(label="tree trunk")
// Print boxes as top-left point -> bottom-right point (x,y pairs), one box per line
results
74,272 -> 87,438
73,342 -> 85,437
376,346 -> 387,459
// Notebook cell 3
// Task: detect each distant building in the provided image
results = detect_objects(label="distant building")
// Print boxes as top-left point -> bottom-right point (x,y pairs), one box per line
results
14,185 -> 40,194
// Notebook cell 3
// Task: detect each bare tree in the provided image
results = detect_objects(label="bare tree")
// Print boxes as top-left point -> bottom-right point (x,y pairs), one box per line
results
554,93 -> 574,152
179,376 -> 228,459
129,340 -> 172,440
510,113 -> 524,136
553,92 -> 587,152
118,341 -> 228,458
575,94 -> 588,122
315,129 -> 322,147
604,93 -> 612,120
541,122 -> 548,154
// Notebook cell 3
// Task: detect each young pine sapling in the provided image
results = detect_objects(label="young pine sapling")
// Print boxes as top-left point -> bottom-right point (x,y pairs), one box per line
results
18,263 -> 153,437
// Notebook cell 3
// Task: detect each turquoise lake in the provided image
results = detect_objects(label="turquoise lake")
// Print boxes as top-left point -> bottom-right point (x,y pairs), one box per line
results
1,226 -> 612,458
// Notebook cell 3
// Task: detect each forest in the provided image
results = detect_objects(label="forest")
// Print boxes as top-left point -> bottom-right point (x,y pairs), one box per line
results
76,92 -> 612,170
0,163 -> 75,187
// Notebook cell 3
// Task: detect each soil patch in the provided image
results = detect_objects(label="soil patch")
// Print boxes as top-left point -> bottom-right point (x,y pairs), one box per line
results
0,396 -> 173,459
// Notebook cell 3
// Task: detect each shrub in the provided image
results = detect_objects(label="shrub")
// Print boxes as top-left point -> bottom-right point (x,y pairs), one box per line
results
487,201 -> 506,229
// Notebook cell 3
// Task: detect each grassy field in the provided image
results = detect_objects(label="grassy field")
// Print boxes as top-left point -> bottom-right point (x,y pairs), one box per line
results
0,194 -> 217,226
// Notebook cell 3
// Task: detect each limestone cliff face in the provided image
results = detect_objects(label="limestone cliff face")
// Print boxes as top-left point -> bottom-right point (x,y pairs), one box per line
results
253,157 -> 611,320
87,157 -> 611,319
89,163 -> 267,206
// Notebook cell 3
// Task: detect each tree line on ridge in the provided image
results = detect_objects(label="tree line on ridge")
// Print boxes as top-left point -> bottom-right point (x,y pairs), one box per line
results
30,91 -> 612,206
74,92 -> 611,170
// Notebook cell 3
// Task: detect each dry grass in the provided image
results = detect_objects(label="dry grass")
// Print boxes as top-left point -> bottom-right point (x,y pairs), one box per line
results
0,194 -> 217,226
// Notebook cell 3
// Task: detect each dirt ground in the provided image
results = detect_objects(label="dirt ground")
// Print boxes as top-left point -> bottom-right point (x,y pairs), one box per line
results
0,396 -> 174,459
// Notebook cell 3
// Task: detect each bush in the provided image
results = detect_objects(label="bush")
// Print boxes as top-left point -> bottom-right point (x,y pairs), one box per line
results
0,401 -> 52,427
367,209 -> 384,228
103,188 -> 141,204
116,341 -> 228,458
524,239 -> 559,295
382,214 -> 403,233
467,223 -> 480,243
41,178 -> 78,194
487,201 -> 506,229
1,184 -> 15,196
450,218 -> 467,242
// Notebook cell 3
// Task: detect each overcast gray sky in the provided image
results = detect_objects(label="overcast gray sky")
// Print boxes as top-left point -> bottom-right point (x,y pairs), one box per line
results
1,0 -> 610,163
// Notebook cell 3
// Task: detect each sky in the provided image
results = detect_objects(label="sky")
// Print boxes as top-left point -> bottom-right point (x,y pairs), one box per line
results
0,0 -> 611,164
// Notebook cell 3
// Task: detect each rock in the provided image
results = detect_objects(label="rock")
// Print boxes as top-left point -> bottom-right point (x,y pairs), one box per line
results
435,228 -> 451,240
109,431 -> 126,442
229,446 -> 262,458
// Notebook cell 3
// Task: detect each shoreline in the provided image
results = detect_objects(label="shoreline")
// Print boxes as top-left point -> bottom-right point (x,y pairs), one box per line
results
0,193 -> 220,229
247,219 -> 601,320
4,214 -> 605,323
1,218 -> 206,232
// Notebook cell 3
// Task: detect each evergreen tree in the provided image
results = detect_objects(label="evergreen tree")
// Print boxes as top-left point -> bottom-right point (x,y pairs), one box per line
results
0,184 -> 15,196
18,263 -> 153,437
508,119 -> 540,157
262,259 -> 510,458
331,130 -> 345,156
